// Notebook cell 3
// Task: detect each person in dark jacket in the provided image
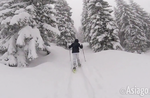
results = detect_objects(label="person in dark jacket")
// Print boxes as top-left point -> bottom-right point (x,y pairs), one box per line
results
69,39 -> 83,69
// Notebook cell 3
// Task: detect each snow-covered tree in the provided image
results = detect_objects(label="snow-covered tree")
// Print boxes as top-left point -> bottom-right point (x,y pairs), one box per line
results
84,0 -> 122,52
81,0 -> 88,37
55,0 -> 76,48
76,26 -> 85,43
115,0 -> 149,53
0,0 -> 59,67
32,1 -> 59,47
130,0 -> 150,47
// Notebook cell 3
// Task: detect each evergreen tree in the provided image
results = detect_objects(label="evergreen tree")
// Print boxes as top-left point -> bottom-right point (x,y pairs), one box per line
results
32,1 -> 58,48
81,0 -> 88,37
0,0 -> 59,67
130,0 -> 150,48
81,0 -> 91,42
115,0 -> 149,53
76,26 -> 85,43
85,0 -> 122,52
55,0 -> 76,48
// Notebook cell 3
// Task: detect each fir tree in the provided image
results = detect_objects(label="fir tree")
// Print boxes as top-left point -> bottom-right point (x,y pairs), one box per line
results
81,0 -> 88,36
32,1 -> 58,49
82,0 -> 91,42
130,0 -> 150,48
77,26 -> 85,43
55,0 -> 76,48
115,0 -> 149,53
85,0 -> 122,52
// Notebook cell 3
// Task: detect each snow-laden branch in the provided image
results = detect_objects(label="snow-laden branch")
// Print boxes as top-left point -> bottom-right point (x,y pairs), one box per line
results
43,23 -> 60,35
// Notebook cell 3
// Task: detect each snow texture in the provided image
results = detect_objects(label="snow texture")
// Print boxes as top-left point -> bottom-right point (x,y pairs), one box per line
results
15,8 -> 25,14
26,5 -> 34,11
1,17 -> 12,25
0,43 -> 149,98
17,26 -> 44,49
43,23 -> 60,35
10,12 -> 31,25
0,9 -> 12,16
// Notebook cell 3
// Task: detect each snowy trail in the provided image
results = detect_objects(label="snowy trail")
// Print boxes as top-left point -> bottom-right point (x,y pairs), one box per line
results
82,64 -> 106,98
69,68 -> 92,98
41,43 -> 104,98
0,43 -> 107,98
54,67 -> 72,98
49,44 -> 94,98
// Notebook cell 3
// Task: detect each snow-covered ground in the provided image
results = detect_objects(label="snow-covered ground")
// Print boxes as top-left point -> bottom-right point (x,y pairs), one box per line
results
0,43 -> 150,98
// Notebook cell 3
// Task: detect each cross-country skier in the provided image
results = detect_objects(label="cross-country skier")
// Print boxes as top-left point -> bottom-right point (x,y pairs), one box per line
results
69,39 -> 83,72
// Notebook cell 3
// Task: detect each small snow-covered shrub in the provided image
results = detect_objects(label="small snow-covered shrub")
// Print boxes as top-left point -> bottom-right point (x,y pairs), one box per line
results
0,0 -> 59,67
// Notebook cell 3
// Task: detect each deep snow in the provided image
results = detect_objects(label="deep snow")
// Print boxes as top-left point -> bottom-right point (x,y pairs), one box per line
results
0,43 -> 150,98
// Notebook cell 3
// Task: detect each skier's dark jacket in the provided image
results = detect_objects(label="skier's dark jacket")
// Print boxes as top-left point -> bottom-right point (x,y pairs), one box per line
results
69,39 -> 83,53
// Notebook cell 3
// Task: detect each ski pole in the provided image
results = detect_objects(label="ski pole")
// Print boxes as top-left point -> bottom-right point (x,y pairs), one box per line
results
82,48 -> 86,62
69,49 -> 73,69
69,49 -> 71,61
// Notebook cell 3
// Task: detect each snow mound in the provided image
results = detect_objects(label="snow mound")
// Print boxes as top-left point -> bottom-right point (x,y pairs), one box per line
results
82,49 -> 150,98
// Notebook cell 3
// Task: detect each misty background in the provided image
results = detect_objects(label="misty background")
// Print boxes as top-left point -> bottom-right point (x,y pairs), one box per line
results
66,0 -> 150,31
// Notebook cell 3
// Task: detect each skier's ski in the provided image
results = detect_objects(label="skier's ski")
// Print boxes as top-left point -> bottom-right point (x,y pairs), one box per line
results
72,67 -> 76,73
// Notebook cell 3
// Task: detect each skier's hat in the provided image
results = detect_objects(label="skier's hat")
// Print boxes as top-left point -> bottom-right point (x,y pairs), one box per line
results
74,39 -> 79,43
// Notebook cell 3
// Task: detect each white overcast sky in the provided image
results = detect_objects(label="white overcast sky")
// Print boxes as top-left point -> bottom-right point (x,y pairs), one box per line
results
66,0 -> 150,30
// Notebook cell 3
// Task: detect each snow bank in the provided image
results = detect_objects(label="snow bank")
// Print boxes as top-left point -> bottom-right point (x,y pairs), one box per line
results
82,49 -> 150,98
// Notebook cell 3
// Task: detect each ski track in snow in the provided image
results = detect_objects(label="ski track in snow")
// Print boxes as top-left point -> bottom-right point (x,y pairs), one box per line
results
82,65 -> 106,98
54,67 -> 72,98
42,43 -> 104,98
70,67 -> 102,98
